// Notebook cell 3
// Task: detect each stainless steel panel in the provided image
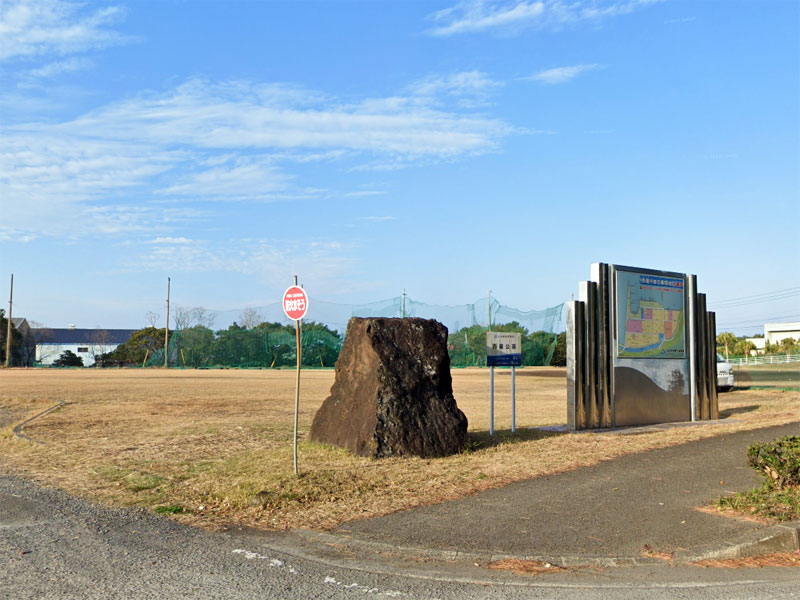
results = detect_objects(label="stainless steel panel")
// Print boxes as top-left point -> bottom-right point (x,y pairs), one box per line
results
598,263 -> 612,428
708,311 -> 719,419
608,264 -> 617,427
706,311 -> 718,419
687,275 -> 698,421
613,362 -> 691,426
566,301 -> 586,430
697,293 -> 709,421
580,281 -> 599,428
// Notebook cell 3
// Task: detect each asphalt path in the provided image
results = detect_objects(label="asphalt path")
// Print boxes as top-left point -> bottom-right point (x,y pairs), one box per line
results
338,422 -> 800,559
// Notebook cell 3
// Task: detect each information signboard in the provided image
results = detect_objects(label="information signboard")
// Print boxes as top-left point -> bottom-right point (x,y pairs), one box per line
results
615,269 -> 686,359
486,332 -> 522,367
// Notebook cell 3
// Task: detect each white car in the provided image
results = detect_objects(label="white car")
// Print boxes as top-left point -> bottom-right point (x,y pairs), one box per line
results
717,354 -> 735,392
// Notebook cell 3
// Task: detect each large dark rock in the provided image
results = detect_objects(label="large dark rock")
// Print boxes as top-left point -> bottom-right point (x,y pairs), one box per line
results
309,317 -> 468,458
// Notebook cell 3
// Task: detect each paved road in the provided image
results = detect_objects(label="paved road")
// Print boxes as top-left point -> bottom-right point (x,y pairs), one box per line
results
3,472 -> 800,599
3,422 -> 800,598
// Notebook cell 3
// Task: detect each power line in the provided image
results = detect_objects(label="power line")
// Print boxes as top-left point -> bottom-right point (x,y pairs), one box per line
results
712,286 -> 800,304
709,287 -> 800,309
716,313 -> 800,330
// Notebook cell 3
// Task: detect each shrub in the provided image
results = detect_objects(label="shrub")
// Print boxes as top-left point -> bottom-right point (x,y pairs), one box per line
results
747,436 -> 800,489
52,350 -> 84,368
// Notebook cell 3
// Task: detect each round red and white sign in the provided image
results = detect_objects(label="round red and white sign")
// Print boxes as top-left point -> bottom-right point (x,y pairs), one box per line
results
282,285 -> 309,321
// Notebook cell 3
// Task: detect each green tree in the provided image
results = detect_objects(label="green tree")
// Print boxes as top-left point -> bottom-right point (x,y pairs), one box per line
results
102,327 -> 167,366
213,323 -> 266,367
551,332 -> 566,367
0,309 -> 23,366
53,350 -> 84,367
734,340 -> 756,357
174,325 -> 216,367
716,331 -> 739,359
779,338 -> 799,354
299,322 -> 341,367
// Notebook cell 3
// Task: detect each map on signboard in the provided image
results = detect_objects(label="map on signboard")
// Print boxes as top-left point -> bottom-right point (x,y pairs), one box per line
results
616,270 -> 686,358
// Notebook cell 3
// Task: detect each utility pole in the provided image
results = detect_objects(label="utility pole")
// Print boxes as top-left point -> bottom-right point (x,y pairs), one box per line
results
4,274 -> 12,367
165,277 -> 170,369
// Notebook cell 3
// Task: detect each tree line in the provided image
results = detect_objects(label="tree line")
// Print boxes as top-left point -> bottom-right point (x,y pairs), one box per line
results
102,321 -> 343,368
716,331 -> 799,358
101,319 -> 565,369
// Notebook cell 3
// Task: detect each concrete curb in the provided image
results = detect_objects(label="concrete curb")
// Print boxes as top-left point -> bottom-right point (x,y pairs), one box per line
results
676,521 -> 800,562
294,530 -> 669,568
295,520 -> 800,569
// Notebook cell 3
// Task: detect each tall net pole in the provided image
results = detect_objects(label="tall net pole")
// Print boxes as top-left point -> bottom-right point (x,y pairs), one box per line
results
165,277 -> 170,369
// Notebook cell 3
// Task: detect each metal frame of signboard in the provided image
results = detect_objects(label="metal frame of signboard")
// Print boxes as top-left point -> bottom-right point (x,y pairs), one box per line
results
568,263 -> 717,430
486,331 -> 522,436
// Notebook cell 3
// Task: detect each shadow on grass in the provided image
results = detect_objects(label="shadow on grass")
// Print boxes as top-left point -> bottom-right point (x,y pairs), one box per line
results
719,405 -> 760,419
467,427 -> 565,450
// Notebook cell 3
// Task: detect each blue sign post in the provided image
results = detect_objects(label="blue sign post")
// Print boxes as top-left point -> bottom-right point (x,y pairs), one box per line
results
486,332 -> 522,434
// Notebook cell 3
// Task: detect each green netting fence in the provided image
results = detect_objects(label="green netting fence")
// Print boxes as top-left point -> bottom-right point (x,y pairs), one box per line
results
110,295 -> 563,369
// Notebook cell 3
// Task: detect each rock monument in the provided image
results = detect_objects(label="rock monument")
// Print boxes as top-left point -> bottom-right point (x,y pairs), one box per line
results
309,317 -> 468,458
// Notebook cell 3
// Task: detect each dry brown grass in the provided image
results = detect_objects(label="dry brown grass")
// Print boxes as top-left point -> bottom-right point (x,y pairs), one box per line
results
487,558 -> 566,575
1,367 -> 798,532
690,553 -> 800,568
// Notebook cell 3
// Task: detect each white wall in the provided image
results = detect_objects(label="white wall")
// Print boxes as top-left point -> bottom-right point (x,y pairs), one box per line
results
36,343 -> 121,366
765,322 -> 800,345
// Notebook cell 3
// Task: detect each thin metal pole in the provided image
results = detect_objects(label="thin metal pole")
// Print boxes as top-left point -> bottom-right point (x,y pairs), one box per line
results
402,288 -> 406,318
5,274 -> 13,367
511,365 -> 516,433
488,290 -> 492,330
165,277 -> 170,369
293,275 -> 301,475
489,366 -> 495,435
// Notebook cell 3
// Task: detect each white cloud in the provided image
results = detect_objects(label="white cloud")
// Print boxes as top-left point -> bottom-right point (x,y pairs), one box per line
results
427,0 -> 661,36
342,190 -> 389,198
147,237 -> 194,245
358,216 -> 397,222
0,0 -> 132,61
25,56 -> 92,78
131,238 -> 359,294
408,71 -> 502,106
1,77 -> 513,240
526,63 -> 602,84
157,155 -> 294,201
66,79 -> 511,157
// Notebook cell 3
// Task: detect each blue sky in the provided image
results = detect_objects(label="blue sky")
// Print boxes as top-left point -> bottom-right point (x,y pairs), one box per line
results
1,0 -> 798,335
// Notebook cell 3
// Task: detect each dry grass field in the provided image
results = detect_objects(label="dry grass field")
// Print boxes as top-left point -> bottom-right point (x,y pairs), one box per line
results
1,367 -> 798,531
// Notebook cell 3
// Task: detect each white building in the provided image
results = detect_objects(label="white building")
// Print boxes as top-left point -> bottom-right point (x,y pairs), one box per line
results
764,322 -> 800,345
33,328 -> 136,366
745,336 -> 767,355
